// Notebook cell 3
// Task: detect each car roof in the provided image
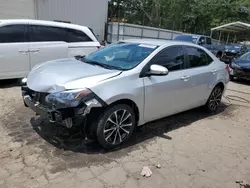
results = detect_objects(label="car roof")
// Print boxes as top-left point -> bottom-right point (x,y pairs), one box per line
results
0,19 -> 88,29
176,34 -> 210,38
121,38 -> 202,48
0,19 -> 98,42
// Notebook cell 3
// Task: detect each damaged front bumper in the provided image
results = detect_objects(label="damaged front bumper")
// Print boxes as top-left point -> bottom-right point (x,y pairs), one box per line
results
21,86 -> 106,128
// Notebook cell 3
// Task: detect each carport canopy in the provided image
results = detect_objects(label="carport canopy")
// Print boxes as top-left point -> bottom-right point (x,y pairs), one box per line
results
211,21 -> 250,33
211,21 -> 250,43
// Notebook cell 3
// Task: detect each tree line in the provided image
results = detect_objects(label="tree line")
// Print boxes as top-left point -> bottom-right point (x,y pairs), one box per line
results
108,0 -> 250,36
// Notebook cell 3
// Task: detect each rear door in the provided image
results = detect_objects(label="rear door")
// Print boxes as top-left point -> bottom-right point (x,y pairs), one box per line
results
27,24 -> 68,69
183,46 -> 217,107
0,24 -> 30,79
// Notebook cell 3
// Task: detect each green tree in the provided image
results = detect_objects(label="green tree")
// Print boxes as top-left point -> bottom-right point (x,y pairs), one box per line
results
108,0 -> 250,35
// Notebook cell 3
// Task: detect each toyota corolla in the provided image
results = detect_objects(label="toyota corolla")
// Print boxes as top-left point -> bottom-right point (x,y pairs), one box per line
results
21,39 -> 230,149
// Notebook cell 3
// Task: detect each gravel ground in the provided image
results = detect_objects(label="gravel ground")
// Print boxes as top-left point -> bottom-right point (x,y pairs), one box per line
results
0,80 -> 250,188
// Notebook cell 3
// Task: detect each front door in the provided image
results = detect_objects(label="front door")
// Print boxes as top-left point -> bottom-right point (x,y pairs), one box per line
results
143,46 -> 191,122
0,24 -> 30,79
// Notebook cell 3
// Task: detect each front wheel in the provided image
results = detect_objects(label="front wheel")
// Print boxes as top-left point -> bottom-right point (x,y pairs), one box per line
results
96,104 -> 136,149
205,86 -> 223,112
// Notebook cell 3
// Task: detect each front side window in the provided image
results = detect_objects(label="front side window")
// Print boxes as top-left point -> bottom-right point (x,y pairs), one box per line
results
0,24 -> 27,43
82,42 -> 157,70
206,37 -> 212,45
186,47 -> 213,68
67,29 -> 92,42
29,25 -> 67,42
150,46 -> 185,71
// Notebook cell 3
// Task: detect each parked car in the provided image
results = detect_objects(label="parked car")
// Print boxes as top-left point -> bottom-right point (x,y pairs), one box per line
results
221,44 -> 248,64
0,19 -> 100,80
21,39 -> 230,149
174,35 -> 224,58
229,52 -> 250,81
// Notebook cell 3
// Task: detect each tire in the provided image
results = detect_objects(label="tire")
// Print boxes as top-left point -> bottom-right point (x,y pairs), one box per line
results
96,104 -> 136,149
205,86 -> 223,113
230,75 -> 234,81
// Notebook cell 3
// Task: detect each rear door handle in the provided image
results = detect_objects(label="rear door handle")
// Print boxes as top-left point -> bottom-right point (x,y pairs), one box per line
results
180,76 -> 190,81
210,69 -> 218,74
18,50 -> 29,54
29,49 -> 40,53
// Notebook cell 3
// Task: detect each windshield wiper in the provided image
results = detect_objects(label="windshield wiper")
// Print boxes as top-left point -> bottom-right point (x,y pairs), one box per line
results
82,59 -> 124,70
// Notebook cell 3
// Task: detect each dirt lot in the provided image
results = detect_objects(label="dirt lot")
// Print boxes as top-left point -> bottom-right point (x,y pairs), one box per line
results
0,80 -> 250,188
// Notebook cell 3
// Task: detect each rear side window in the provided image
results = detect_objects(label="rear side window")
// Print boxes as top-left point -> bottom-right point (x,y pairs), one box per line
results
151,46 -> 185,71
185,47 -> 213,68
29,25 -> 67,42
0,25 -> 27,43
67,28 -> 92,42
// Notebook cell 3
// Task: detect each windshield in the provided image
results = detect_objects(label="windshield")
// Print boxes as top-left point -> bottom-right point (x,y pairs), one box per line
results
82,42 -> 158,70
174,35 -> 198,43
239,52 -> 250,60
225,45 -> 241,51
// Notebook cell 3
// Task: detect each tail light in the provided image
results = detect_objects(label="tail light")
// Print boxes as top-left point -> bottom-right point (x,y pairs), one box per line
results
226,64 -> 230,71
97,45 -> 104,50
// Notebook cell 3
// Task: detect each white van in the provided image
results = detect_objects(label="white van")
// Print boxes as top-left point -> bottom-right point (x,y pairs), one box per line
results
0,19 -> 101,80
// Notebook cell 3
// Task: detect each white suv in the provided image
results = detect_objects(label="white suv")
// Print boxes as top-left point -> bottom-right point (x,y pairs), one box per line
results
0,19 -> 100,80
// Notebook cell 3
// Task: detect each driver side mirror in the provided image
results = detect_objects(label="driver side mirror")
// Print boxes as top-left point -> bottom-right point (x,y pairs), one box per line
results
146,64 -> 169,76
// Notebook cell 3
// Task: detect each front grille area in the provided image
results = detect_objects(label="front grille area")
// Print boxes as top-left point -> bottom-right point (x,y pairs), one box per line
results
29,90 -> 51,107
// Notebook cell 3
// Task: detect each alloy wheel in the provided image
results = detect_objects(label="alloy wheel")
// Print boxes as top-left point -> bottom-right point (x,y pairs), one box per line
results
209,87 -> 222,111
104,109 -> 133,145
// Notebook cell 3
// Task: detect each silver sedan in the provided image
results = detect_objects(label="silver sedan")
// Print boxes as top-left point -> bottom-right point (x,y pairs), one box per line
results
22,39 -> 230,149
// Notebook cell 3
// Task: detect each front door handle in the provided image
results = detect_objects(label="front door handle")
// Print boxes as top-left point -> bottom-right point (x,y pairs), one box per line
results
180,76 -> 190,81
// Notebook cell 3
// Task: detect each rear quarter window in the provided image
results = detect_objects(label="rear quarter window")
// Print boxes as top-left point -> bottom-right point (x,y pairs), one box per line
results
67,28 -> 92,42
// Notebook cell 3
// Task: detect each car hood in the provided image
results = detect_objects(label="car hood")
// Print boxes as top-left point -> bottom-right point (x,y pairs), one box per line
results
234,59 -> 250,69
27,58 -> 122,93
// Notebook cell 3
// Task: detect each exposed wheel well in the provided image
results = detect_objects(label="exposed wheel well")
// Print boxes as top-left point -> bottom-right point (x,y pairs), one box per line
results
215,82 -> 224,91
108,99 -> 140,124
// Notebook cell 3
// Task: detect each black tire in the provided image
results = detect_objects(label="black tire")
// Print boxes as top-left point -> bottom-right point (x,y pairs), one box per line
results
205,85 -> 223,113
96,104 -> 136,149
230,75 -> 235,81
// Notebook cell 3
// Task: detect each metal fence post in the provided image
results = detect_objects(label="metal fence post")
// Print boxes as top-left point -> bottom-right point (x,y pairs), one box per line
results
141,26 -> 144,39
117,22 -> 120,42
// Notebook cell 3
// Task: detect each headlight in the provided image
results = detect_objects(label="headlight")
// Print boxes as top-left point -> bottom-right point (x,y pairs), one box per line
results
231,62 -> 241,69
45,88 -> 92,108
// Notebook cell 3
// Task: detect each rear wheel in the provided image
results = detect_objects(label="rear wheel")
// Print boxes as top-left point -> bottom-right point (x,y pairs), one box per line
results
96,104 -> 136,149
205,86 -> 223,112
